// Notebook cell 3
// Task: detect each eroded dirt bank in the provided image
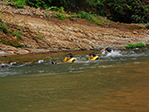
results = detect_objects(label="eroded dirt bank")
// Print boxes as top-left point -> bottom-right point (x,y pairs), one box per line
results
0,1 -> 149,56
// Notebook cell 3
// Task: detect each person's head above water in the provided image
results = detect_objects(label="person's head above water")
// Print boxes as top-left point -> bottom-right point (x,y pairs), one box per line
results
66,53 -> 73,58
89,52 -> 99,61
105,47 -> 112,53
64,53 -> 75,63
101,47 -> 112,54
89,52 -> 96,59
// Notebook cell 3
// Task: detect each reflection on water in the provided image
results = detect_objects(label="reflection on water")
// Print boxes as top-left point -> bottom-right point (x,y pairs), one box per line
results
0,49 -> 149,112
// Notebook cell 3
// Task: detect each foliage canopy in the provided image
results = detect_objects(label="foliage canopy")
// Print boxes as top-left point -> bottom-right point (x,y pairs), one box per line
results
4,0 -> 149,23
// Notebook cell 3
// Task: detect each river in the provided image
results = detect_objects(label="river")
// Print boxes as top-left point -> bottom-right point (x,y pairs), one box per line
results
0,49 -> 149,112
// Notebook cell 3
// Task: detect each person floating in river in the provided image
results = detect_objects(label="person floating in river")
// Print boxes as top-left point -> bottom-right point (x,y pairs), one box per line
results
64,53 -> 75,63
51,53 -> 75,64
101,47 -> 112,54
89,52 -> 99,61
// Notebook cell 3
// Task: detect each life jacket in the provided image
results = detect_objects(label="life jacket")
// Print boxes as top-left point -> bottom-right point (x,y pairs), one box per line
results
89,56 -> 99,61
64,57 -> 75,63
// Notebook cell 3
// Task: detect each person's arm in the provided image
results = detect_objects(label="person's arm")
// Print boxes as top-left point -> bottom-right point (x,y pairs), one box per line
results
101,49 -> 105,52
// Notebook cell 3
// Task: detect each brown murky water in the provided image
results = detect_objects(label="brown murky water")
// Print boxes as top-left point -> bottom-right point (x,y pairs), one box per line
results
0,51 -> 149,112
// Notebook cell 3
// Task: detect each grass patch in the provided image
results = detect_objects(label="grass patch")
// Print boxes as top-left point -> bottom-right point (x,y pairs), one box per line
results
35,35 -> 42,40
94,21 -> 103,26
72,11 -> 97,21
16,27 -> 21,30
0,38 -> 24,48
72,11 -> 105,26
125,43 -> 136,49
135,43 -> 146,48
125,43 -> 146,49
13,32 -> 23,37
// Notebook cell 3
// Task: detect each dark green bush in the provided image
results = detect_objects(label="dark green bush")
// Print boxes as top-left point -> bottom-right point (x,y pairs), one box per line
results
125,44 -> 136,49
135,43 -> 146,48
13,0 -> 26,8
126,43 -> 146,49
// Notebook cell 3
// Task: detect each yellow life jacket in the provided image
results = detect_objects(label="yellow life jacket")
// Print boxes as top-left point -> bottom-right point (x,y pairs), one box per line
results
64,57 -> 75,63
89,56 -> 99,61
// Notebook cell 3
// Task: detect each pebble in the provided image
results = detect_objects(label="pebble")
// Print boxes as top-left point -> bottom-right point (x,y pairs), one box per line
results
133,31 -> 137,34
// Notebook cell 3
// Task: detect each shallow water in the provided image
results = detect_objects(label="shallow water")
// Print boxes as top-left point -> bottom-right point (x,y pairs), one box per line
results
0,49 -> 149,112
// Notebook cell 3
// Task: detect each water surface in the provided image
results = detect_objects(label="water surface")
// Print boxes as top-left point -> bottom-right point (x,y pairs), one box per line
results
0,49 -> 149,112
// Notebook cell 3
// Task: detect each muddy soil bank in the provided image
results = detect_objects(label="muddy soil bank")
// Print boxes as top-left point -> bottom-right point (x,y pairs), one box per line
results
0,1 -> 149,57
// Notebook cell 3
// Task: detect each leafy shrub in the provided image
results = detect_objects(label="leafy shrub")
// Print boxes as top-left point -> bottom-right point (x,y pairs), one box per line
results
47,6 -> 58,11
57,14 -> 66,20
72,13 -> 81,18
146,23 -> 149,29
72,11 -> 97,22
135,43 -> 146,48
95,21 -> 103,26
13,0 -> 26,8
0,22 -> 8,33
125,43 -> 136,49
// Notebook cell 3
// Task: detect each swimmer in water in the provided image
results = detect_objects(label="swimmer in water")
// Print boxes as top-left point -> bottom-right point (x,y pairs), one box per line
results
52,53 -> 75,64
64,53 -> 75,63
101,47 -> 112,54
88,52 -> 99,61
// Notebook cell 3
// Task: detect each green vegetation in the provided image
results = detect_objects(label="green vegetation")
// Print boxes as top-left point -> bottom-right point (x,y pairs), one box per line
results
139,25 -> 145,29
126,43 -> 146,49
146,23 -> 149,29
57,14 -> 66,20
0,22 -> 8,33
94,21 -> 103,26
0,39 -> 24,47
0,19 -> 24,47
72,11 -> 104,25
129,28 -> 134,30
3,0 -> 149,23
13,32 -> 23,37
72,11 -> 97,21
135,43 -> 146,48
13,0 -> 26,8
35,35 -> 42,40
16,27 -> 21,30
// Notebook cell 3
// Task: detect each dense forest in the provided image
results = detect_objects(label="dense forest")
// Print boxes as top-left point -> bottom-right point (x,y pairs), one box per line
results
2,0 -> 149,23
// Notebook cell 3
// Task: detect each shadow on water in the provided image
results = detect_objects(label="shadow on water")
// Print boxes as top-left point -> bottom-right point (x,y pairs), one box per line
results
0,49 -> 149,112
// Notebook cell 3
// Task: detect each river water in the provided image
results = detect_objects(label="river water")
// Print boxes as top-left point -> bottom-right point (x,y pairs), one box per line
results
0,49 -> 149,112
